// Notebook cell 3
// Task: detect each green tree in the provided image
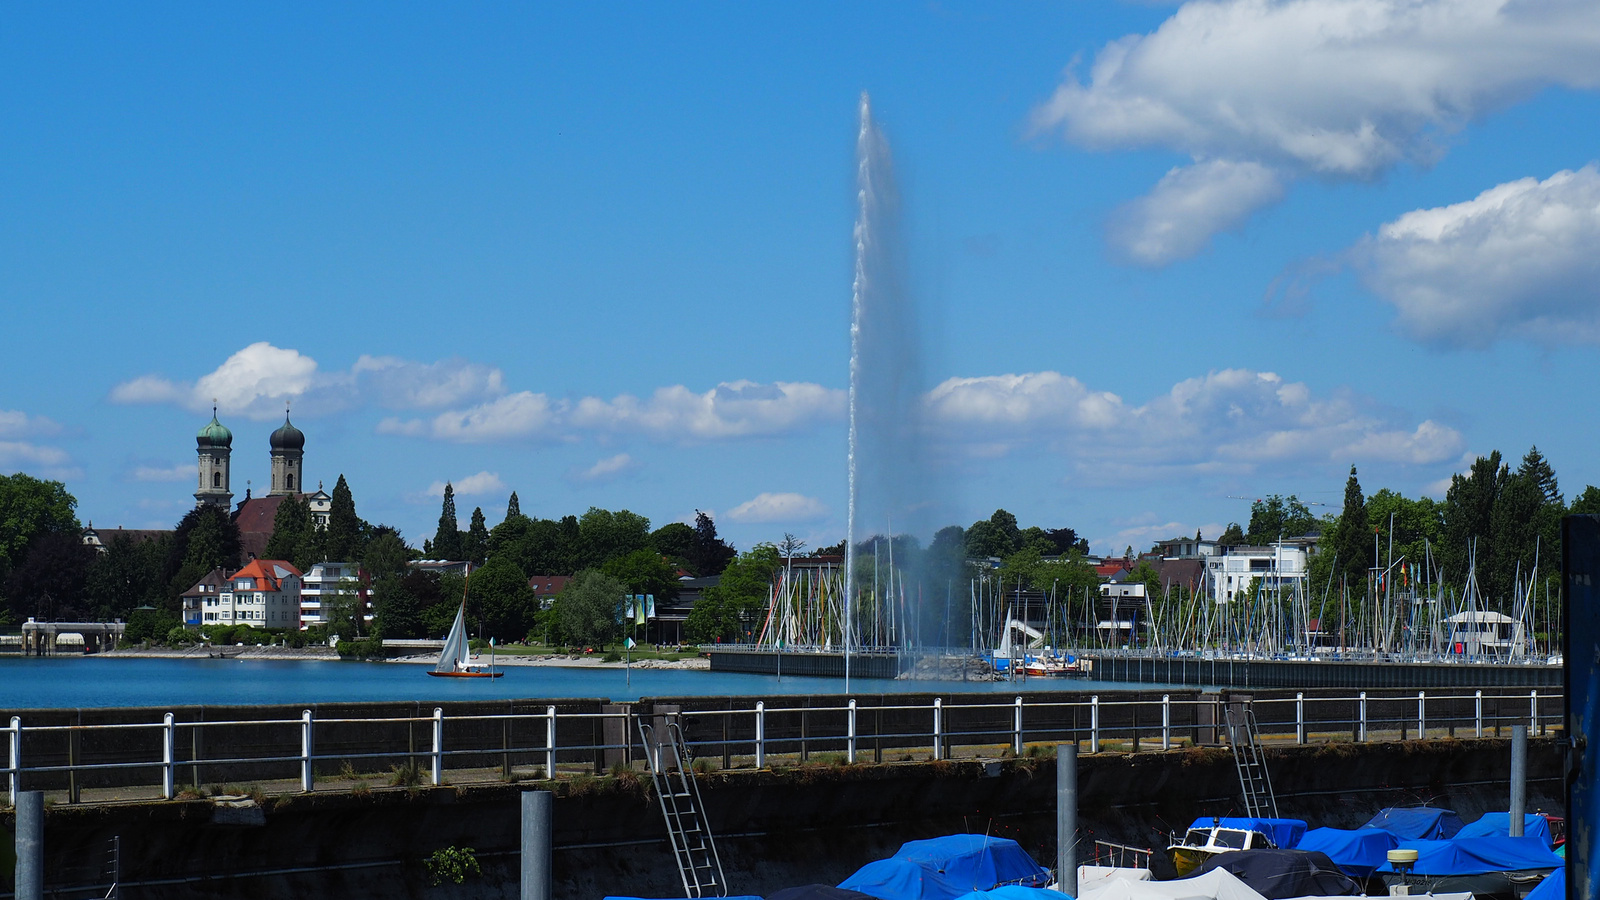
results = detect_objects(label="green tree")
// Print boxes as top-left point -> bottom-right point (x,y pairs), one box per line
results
167,506 -> 242,606
685,544 -> 779,643
362,526 -> 411,582
687,511 -> 736,576
576,507 -> 652,568
1245,495 -> 1319,543
601,548 -> 680,602
1440,451 -> 1507,585
506,491 -> 521,520
321,577 -> 367,639
468,555 -> 535,641
1326,466 -> 1373,588
0,472 -> 79,585
650,522 -> 697,570
555,569 -> 625,648
432,483 -> 463,560
325,474 -> 366,562
1571,486 -> 1600,517
464,507 -> 489,567
4,531 -> 97,621
263,495 -> 314,566
84,532 -> 171,620
966,509 -> 1022,558
1218,522 -> 1245,545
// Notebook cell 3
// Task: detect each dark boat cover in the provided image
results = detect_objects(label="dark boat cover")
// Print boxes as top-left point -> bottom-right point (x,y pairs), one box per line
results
890,835 -> 1051,890
1373,836 -> 1564,875
1522,865 -> 1564,900
1456,812 -> 1554,847
1184,817 -> 1307,850
770,885 -> 880,900
1191,849 -> 1360,899
1293,827 -> 1399,878
1362,807 -> 1464,840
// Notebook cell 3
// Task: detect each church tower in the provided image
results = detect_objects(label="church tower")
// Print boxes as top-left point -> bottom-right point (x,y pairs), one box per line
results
268,412 -> 306,496
195,409 -> 234,508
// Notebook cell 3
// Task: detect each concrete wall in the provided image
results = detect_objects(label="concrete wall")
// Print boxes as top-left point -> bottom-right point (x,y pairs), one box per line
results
1,736 -> 1562,899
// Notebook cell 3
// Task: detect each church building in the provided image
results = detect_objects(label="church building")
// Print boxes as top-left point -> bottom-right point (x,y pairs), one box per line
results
193,409 -> 330,560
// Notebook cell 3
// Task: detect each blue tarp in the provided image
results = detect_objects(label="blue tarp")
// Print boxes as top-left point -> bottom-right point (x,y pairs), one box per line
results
1185,817 -> 1307,850
1362,807 -> 1464,840
1374,836 -> 1565,876
1456,812 -> 1554,847
890,835 -> 1052,891
1523,866 -> 1564,900
1293,827 -> 1399,878
953,886 -> 1072,900
840,858 -> 966,900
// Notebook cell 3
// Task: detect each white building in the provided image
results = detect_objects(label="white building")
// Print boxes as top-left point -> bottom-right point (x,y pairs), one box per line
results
199,559 -> 302,628
1204,541 -> 1313,604
299,562 -> 366,628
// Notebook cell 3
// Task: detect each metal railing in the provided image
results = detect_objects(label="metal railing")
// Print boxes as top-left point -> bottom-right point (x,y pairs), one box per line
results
2,688 -> 1560,806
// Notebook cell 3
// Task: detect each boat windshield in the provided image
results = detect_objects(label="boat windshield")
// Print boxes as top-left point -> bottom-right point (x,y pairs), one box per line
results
1213,830 -> 1249,849
1182,830 -> 1211,846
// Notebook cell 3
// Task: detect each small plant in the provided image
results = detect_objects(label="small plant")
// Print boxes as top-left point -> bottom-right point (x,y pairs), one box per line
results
339,759 -> 359,780
692,757 -> 716,774
603,650 -> 622,662
425,845 -> 482,886
175,787 -> 205,801
351,779 -> 371,796
390,762 -> 424,788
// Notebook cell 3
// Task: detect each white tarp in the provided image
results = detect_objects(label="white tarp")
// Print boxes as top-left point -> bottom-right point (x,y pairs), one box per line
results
1079,869 -> 1267,900
1074,867 -> 1153,892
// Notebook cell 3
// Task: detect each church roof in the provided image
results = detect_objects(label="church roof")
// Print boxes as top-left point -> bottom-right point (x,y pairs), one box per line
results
197,414 -> 233,448
270,415 -> 305,451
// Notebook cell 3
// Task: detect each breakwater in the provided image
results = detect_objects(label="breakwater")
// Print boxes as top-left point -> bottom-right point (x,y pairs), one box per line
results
1,735 -> 1564,899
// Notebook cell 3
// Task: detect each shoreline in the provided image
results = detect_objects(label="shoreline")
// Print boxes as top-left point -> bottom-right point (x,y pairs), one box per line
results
89,646 -> 711,670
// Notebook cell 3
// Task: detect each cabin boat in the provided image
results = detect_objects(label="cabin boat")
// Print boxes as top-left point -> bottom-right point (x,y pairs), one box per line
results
1167,816 -> 1306,877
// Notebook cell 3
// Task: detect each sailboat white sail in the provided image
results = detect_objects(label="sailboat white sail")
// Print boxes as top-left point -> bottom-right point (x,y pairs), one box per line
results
426,598 -> 502,678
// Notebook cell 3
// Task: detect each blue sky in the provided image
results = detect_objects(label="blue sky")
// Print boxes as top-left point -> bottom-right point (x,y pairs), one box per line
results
4,1 -> 1600,556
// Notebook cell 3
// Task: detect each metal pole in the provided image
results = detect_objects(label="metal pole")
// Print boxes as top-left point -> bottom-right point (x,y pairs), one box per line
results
933,698 -> 943,760
1056,744 -> 1077,898
300,709 -> 314,792
848,699 -> 858,763
1530,690 -> 1539,734
1090,696 -> 1100,754
162,712 -> 175,801
7,716 -> 19,804
521,789 -> 553,900
15,789 -> 43,900
1509,724 -> 1527,837
1475,690 -> 1483,738
546,705 -> 557,779
1161,694 -> 1171,751
1295,692 -> 1305,745
1358,692 -> 1367,742
755,701 -> 765,768
1418,691 -> 1426,739
1014,696 -> 1024,757
432,707 -> 444,785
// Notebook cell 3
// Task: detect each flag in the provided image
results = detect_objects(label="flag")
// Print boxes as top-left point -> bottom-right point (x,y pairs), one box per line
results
646,594 -> 656,619
635,596 -> 647,626
626,637 -> 636,649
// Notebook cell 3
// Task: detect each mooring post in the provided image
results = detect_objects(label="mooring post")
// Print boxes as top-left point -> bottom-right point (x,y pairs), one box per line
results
1295,692 -> 1305,745
546,705 -> 557,779
300,709 -> 314,792
7,715 -> 19,804
15,789 -> 42,900
1358,692 -> 1367,742
1161,694 -> 1171,751
521,789 -> 553,900
162,712 -> 175,800
932,698 -> 943,760
1509,724 -> 1527,837
1090,696 -> 1100,754
754,701 -> 765,768
1418,691 -> 1426,739
848,699 -> 858,763
1013,696 -> 1024,757
1475,690 -> 1483,738
1529,690 -> 1539,735
1056,744 -> 1077,898
431,707 -> 444,785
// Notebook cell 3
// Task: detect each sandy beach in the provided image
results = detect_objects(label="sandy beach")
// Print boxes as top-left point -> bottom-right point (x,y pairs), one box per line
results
96,645 -> 710,669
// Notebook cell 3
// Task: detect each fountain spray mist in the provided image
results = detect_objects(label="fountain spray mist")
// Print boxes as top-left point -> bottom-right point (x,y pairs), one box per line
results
847,93 -> 934,667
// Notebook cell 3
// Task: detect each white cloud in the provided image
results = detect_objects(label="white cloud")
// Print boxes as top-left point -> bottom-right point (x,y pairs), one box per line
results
112,344 -> 508,420
131,463 -> 193,483
1107,160 -> 1285,265
0,410 -> 63,439
572,453 -> 637,482
571,381 -> 845,440
725,492 -> 830,524
0,441 -> 79,480
927,368 -> 1462,476
1031,0 -> 1600,261
420,392 -> 560,443
425,471 -> 507,499
1357,164 -> 1600,346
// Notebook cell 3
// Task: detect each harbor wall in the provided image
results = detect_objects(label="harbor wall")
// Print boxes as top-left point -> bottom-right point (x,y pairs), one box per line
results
1,736 -> 1564,899
1081,654 -> 1561,689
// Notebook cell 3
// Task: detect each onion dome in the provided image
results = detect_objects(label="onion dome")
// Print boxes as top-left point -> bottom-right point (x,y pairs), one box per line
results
270,415 -> 305,451
197,413 -> 233,448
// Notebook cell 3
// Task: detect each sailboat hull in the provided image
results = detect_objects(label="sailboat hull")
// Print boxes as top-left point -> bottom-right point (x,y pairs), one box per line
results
425,670 -> 503,678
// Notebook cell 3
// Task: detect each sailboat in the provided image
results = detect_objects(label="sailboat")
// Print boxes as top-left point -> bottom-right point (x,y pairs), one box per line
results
427,596 -> 503,679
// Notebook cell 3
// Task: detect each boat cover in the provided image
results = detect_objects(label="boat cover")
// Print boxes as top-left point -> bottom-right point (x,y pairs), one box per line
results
839,858 -> 967,900
1522,865 -> 1564,900
1184,817 -> 1307,850
1293,827 -> 1398,878
1075,866 -> 1153,892
952,885 -> 1072,900
889,835 -> 1052,891
770,886 -> 881,900
1455,812 -> 1554,847
1191,849 -> 1360,899
1078,868 -> 1268,900
1373,836 -> 1564,875
1362,807 -> 1464,840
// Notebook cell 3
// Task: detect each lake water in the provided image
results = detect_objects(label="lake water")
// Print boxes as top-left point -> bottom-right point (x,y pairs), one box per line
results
0,657 -> 1162,709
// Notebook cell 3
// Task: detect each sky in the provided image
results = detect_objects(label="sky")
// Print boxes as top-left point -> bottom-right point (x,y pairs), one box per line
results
4,1 -> 1600,557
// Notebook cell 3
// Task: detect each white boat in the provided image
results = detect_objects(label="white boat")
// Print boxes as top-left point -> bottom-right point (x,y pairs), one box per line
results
426,600 -> 501,679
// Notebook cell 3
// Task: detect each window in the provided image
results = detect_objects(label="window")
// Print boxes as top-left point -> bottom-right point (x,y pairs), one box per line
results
212,471 -> 221,488
287,473 -> 295,491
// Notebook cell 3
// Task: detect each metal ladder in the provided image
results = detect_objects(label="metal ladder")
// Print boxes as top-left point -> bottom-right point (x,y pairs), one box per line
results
1224,701 -> 1279,819
639,717 -> 727,898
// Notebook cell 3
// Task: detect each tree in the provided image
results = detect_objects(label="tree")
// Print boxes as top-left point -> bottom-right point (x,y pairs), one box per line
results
325,474 -> 365,562
263,496 -> 314,566
84,532 -> 170,620
506,491 -> 521,520
1043,527 -> 1090,555
320,577 -> 367,639
575,507 -> 652,568
372,574 -> 426,639
1245,495 -> 1318,544
601,548 -> 680,602
4,531 -> 97,621
650,522 -> 696,570
363,527 -> 411,582
555,569 -> 625,648
468,555 -> 535,642
464,507 -> 489,568
167,505 -> 242,606
1572,486 -> 1600,517
1218,523 -> 1245,545
1328,465 -> 1372,588
685,544 -> 779,643
0,473 -> 79,585
1440,451 -> 1507,584
432,483 -> 463,560
687,511 -> 736,576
